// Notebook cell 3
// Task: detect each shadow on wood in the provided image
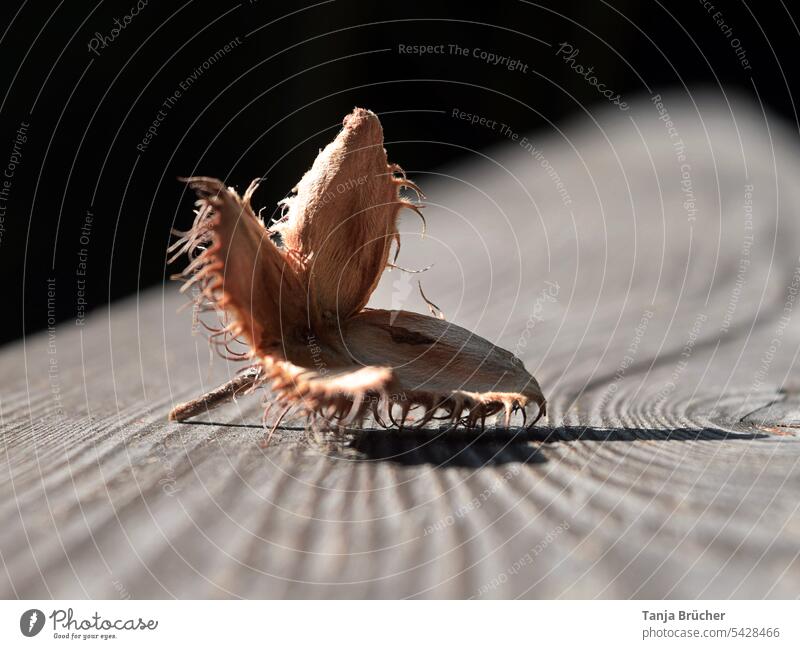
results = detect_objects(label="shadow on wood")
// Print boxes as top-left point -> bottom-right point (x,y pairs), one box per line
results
348,425 -> 768,467
177,420 -> 768,467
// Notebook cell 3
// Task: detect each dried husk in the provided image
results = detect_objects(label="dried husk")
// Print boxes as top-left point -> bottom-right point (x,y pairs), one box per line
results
169,108 -> 546,430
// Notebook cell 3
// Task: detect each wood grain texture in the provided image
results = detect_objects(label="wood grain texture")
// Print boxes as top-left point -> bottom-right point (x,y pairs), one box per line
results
2,94 -> 800,598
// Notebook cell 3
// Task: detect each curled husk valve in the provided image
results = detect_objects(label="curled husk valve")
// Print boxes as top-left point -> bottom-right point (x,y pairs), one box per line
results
168,108 -> 546,431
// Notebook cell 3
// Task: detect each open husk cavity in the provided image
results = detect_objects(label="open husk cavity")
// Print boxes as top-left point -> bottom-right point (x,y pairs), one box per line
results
168,108 -> 546,433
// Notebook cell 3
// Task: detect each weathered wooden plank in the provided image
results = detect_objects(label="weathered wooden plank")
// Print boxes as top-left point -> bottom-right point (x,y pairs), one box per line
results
2,94 -> 800,598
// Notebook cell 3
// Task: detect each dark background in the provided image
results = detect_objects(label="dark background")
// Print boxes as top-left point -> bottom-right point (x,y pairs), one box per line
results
1,0 -> 797,345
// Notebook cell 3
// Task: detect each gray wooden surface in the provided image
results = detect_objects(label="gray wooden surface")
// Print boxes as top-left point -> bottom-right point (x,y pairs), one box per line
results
3,93 -> 800,598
